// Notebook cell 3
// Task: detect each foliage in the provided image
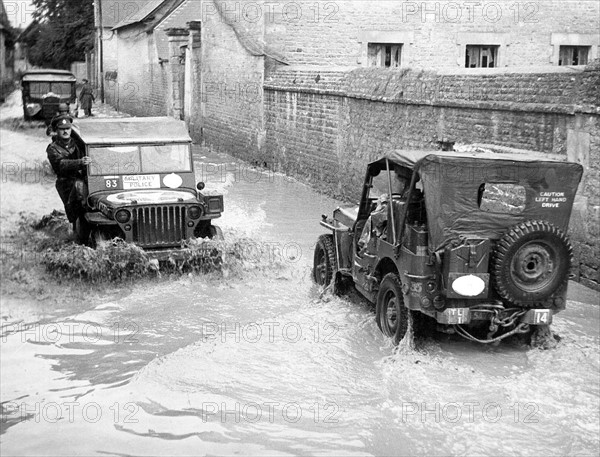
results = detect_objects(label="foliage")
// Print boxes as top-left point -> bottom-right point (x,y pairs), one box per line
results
26,0 -> 94,69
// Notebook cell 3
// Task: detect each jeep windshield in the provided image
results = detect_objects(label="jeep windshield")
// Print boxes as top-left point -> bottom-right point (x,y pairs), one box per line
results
88,144 -> 192,176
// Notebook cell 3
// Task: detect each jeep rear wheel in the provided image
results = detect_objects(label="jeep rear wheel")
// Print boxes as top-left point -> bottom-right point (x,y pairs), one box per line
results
492,220 -> 571,306
376,273 -> 409,345
313,234 -> 336,286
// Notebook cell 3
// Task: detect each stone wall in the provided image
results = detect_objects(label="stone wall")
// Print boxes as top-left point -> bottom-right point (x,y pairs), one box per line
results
189,0 -> 266,157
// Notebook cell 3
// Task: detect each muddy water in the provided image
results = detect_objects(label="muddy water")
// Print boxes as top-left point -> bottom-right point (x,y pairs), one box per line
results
1,146 -> 599,456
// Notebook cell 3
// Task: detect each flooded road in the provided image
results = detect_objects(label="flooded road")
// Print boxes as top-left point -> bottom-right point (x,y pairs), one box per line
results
1,136 -> 599,456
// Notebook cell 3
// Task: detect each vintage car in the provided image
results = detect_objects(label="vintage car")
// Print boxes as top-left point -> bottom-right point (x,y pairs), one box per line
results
71,117 -> 224,257
21,69 -> 77,122
314,148 -> 583,344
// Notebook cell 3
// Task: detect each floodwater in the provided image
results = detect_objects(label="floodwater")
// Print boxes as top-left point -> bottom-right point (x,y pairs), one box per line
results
1,140 -> 599,456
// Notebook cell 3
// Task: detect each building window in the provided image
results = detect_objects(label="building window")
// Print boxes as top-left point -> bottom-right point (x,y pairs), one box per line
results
465,45 -> 499,68
558,46 -> 590,65
368,43 -> 402,67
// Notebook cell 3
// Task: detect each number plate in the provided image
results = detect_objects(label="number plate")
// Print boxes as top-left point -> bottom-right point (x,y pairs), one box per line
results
533,309 -> 550,325
437,308 -> 470,325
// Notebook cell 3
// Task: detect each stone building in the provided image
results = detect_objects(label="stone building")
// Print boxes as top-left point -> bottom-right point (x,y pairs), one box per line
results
13,20 -> 41,74
0,0 -> 15,99
100,0 -> 187,115
101,0 -> 600,288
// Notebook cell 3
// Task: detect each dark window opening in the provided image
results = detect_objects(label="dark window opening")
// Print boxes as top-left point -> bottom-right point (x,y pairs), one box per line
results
369,170 -> 409,201
558,46 -> 590,65
368,43 -> 402,68
478,183 -> 526,214
465,45 -> 499,68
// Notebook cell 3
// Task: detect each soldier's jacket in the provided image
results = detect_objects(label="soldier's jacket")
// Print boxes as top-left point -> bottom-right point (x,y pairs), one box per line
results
46,138 -> 85,178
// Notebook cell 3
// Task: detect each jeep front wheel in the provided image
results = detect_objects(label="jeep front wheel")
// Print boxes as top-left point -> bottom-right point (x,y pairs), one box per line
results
376,273 -> 409,345
492,220 -> 571,305
313,234 -> 336,286
74,217 -> 91,245
209,225 -> 224,240
89,229 -> 109,248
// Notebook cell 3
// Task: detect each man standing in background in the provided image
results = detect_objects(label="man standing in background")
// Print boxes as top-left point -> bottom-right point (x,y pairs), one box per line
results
79,78 -> 95,116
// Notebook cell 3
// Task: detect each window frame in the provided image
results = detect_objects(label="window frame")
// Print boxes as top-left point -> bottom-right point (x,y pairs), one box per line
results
551,33 -> 598,66
367,43 -> 403,68
456,32 -> 508,68
558,45 -> 590,66
358,30 -> 414,67
465,44 -> 500,68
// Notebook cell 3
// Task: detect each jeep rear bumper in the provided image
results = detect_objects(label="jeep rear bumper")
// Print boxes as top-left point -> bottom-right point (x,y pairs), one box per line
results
436,308 -> 553,326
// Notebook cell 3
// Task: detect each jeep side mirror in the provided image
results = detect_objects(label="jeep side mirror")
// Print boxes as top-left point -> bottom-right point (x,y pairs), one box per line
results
196,182 -> 205,191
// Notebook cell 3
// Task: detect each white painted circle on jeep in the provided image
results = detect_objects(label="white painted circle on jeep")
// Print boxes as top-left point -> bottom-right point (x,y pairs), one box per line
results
163,173 -> 183,188
451,274 -> 486,297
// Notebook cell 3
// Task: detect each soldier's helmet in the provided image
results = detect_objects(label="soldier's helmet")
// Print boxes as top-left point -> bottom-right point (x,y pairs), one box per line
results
57,103 -> 69,113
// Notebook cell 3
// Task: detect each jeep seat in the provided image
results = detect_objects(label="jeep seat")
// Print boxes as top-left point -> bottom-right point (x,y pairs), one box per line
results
390,197 -> 407,243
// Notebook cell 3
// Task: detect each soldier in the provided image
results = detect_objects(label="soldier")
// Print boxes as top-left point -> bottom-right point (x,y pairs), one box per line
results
79,79 -> 95,117
45,103 -> 71,136
46,116 -> 92,229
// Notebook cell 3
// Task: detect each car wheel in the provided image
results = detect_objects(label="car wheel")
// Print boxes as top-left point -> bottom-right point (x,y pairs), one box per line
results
376,273 -> 409,345
74,217 -> 91,245
313,234 -> 336,286
492,220 -> 572,306
209,225 -> 224,240
89,229 -> 109,248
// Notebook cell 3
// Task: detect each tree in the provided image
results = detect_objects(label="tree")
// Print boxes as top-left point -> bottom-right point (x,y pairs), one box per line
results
26,0 -> 94,69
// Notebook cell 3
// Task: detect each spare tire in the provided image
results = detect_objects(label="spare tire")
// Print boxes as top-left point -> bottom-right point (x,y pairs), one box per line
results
492,220 -> 572,306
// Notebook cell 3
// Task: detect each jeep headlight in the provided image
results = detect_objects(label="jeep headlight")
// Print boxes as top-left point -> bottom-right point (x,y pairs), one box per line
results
115,209 -> 131,223
26,103 -> 41,114
187,205 -> 202,219
451,275 -> 485,297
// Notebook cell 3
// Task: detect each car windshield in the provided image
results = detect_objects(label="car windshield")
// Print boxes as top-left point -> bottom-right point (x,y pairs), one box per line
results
88,144 -> 191,176
28,82 -> 72,97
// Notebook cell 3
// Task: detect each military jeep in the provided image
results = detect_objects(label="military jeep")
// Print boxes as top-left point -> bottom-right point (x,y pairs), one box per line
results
313,149 -> 583,344
21,69 -> 77,122
71,117 -> 223,258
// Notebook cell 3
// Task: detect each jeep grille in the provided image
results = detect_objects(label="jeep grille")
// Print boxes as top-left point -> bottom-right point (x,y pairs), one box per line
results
132,205 -> 186,247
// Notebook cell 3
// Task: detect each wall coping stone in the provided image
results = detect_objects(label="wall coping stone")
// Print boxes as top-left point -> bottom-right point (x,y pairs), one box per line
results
264,65 -> 600,115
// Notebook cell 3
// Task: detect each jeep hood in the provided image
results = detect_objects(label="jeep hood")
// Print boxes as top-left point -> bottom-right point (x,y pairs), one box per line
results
91,189 -> 197,208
